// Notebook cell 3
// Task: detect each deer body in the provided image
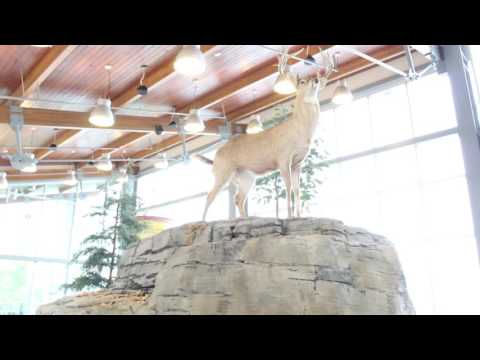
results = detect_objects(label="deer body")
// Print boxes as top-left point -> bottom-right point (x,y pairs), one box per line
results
201,79 -> 322,221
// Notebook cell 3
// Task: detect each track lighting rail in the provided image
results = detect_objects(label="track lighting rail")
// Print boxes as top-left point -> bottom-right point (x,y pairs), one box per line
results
336,45 -> 408,77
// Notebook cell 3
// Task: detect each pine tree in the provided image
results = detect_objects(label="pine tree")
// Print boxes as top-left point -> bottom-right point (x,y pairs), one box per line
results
62,187 -> 146,292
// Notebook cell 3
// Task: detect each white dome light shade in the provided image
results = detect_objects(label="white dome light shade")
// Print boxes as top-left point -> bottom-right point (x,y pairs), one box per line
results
183,109 -> 205,133
64,171 -> 78,186
10,153 -> 38,173
117,167 -> 128,183
246,115 -> 263,134
332,80 -> 353,105
174,45 -> 206,77
0,172 -> 7,189
96,155 -> 113,172
89,98 -> 115,127
154,153 -> 169,169
273,70 -> 297,95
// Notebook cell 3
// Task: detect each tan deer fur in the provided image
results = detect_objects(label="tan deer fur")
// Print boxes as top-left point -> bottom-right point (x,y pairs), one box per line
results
199,78 -> 323,221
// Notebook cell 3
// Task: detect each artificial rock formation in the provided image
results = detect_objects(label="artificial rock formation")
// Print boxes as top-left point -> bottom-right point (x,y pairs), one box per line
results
37,217 -> 415,315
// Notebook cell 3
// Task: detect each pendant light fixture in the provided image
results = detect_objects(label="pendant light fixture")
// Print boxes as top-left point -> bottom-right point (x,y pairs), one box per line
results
183,108 -> 205,133
246,114 -> 263,134
96,153 -> 113,172
174,45 -> 206,77
137,65 -> 148,96
154,153 -> 169,169
64,170 -> 78,186
332,79 -> 353,105
246,90 -> 263,134
117,166 -> 129,183
89,65 -> 115,127
183,80 -> 205,133
0,172 -> 8,189
274,66 -> 297,95
273,47 -> 297,95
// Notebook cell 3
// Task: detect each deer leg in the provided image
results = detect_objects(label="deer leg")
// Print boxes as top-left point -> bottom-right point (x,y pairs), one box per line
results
202,167 -> 233,221
292,164 -> 301,217
233,171 -> 255,218
279,165 -> 293,218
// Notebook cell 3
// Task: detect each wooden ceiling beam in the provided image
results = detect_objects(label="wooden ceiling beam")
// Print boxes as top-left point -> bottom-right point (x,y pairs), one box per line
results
12,45 -> 78,101
34,129 -> 82,160
125,45 -> 331,161
228,45 -> 406,123
112,45 -> 217,108
134,45 -> 405,166
129,134 -> 201,160
0,105 -> 240,135
178,45 -> 332,113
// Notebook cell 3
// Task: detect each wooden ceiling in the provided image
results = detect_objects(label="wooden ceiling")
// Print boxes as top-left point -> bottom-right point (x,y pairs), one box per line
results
0,44 -> 409,185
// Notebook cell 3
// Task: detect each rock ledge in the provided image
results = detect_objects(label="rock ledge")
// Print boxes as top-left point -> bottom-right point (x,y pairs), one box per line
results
38,217 -> 415,315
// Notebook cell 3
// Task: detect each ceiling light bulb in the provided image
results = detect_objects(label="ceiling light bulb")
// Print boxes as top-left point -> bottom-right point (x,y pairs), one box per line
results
96,155 -> 113,172
273,69 -> 297,95
154,153 -> 169,169
183,109 -> 205,133
174,45 -> 206,77
89,98 -> 115,127
31,45 -> 52,48
246,115 -> 264,134
332,80 -> 353,105
64,171 -> 78,186
0,172 -> 8,190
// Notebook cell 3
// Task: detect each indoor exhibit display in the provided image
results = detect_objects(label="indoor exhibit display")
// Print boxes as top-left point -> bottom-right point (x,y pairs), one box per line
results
0,45 -> 479,315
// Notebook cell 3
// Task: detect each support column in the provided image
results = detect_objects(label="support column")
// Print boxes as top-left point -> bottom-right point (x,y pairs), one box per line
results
442,45 -> 480,261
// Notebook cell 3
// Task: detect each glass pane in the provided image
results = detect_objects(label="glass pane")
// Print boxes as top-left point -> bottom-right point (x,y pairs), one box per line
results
369,84 -> 413,147
315,109 -> 338,159
427,235 -> 480,315
416,134 -> 466,183
408,73 -> 457,137
138,159 -> 215,208
145,190 -> 228,226
422,177 -> 475,238
0,260 -> 32,315
338,156 -> 376,195
375,145 -> 418,190
334,98 -> 372,156
29,262 -> 67,315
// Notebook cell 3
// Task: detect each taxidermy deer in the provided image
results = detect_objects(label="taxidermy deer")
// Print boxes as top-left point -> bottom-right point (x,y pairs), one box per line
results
197,78 -> 329,221
198,52 -> 334,220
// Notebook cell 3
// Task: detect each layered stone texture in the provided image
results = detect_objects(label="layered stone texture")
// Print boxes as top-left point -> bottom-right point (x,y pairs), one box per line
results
37,217 -> 415,315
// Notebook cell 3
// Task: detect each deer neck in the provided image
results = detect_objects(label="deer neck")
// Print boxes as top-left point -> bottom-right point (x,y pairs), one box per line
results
292,96 -> 320,141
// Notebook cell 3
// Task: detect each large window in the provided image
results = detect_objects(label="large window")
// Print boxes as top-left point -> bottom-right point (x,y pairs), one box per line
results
0,188 -> 110,314
137,149 -> 227,225
251,72 -> 479,314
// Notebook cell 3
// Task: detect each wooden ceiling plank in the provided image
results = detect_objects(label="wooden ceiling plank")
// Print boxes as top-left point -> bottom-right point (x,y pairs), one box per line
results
118,46 -> 328,162
133,45 -> 405,164
179,45 -> 333,113
112,45 -> 217,108
228,45 -> 405,123
12,45 -> 78,101
34,129 -> 82,160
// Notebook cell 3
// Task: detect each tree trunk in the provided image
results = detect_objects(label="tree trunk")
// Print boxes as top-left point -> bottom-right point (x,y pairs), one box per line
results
107,198 -> 121,287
